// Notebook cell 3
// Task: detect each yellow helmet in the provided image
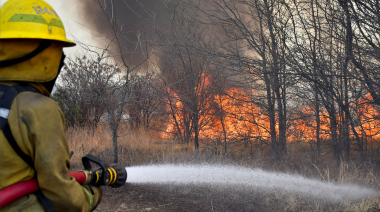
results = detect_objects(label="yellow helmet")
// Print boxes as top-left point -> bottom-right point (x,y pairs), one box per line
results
0,0 -> 76,83
0,0 -> 76,47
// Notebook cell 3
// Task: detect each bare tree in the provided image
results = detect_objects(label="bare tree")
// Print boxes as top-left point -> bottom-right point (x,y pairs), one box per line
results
183,0 -> 293,160
158,1 -> 221,153
124,73 -> 165,130
53,55 -> 117,131
69,0 -> 158,163
282,0 -> 370,164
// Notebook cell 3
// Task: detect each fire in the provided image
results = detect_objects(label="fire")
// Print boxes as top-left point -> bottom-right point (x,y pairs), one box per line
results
164,73 -> 270,141
355,93 -> 380,139
165,75 -> 380,143
287,106 -> 332,142
283,93 -> 380,142
201,88 -> 270,140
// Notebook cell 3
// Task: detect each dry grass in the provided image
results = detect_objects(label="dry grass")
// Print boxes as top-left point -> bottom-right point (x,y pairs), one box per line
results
66,125 -> 195,168
67,125 -> 380,211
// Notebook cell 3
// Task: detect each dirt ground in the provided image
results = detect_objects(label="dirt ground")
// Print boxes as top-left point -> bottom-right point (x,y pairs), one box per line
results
93,182 -> 374,212
94,183 -> 273,212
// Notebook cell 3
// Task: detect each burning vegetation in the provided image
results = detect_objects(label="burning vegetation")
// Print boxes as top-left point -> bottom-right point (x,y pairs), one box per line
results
51,0 -> 380,210
163,71 -> 380,163
51,0 -> 380,170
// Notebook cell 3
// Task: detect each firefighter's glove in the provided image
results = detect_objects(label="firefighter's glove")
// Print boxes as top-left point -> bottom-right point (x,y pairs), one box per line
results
82,186 -> 103,211
92,186 -> 103,210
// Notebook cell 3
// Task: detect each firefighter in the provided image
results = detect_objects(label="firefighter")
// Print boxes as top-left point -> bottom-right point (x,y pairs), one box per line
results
0,0 -> 102,211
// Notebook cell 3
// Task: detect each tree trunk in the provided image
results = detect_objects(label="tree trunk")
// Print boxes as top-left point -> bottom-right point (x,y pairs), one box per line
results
194,114 -> 199,154
221,117 -> 227,154
264,72 -> 278,160
218,95 -> 228,154
264,0 -> 286,157
338,0 -> 364,163
112,127 -> 118,163
168,95 -> 184,142
193,111 -> 199,153
315,90 -> 321,164
257,4 -> 278,160
342,104 -> 365,163
329,109 -> 340,166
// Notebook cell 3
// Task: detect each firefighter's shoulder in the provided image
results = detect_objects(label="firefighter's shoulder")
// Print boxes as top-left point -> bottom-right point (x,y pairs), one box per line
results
13,91 -> 63,120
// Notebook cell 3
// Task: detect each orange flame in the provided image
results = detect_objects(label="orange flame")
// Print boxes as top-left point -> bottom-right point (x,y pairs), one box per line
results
165,75 -> 380,142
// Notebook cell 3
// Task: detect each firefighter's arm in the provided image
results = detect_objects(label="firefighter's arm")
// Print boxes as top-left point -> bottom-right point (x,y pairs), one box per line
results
10,93 -> 102,212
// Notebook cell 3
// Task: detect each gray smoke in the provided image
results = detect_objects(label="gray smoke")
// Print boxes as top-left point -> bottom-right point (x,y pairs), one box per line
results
75,0 -> 169,63
83,0 -> 168,29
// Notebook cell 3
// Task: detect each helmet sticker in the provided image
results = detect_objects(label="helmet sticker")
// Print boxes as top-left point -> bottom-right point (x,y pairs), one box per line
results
32,6 -> 59,18
9,14 -> 48,24
8,14 -> 64,29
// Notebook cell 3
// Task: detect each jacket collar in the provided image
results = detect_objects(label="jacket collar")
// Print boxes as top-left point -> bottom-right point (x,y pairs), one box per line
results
0,81 -> 50,97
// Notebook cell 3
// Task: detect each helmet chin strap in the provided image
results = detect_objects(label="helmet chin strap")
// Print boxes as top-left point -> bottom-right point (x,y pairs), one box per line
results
0,40 -> 52,68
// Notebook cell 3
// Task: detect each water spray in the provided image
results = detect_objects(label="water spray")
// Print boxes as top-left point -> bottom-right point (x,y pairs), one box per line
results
126,164 -> 379,201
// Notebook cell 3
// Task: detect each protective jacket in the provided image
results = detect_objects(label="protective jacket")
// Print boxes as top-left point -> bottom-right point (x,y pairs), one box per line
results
0,1 -> 102,210
0,82 -> 101,212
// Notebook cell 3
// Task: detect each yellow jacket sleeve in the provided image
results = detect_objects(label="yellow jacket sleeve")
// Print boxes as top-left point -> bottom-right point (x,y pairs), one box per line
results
2,91 -> 101,212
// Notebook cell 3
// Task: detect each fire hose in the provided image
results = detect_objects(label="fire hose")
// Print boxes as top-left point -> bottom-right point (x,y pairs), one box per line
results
0,154 -> 127,208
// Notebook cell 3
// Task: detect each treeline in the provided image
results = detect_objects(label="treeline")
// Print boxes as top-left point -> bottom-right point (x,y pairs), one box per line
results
52,0 -> 380,164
